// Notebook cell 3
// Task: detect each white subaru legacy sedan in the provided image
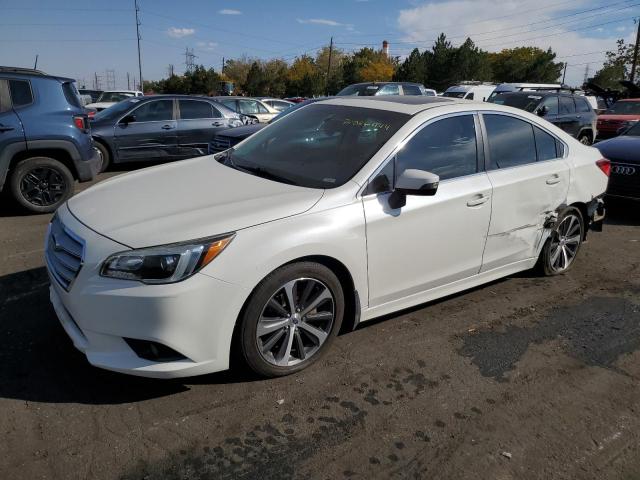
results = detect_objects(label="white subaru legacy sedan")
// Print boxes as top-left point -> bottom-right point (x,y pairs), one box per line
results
45,97 -> 609,378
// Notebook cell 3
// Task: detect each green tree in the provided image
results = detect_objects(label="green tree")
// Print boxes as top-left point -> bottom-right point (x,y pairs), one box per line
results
286,55 -> 323,96
244,62 -> 267,96
393,48 -> 426,84
341,47 -> 396,85
490,47 -> 563,83
592,39 -> 637,90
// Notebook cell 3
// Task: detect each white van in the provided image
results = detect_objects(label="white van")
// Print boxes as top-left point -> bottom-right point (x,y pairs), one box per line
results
442,84 -> 495,101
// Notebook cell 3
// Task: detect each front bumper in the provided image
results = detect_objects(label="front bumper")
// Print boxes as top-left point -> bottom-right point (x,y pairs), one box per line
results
75,147 -> 102,182
46,204 -> 248,378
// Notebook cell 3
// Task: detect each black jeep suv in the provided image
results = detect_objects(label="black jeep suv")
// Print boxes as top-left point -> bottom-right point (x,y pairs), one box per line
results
0,67 -> 101,213
489,91 -> 597,145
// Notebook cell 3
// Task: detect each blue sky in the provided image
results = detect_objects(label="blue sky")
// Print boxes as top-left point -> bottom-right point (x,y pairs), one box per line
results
1,0 -> 638,88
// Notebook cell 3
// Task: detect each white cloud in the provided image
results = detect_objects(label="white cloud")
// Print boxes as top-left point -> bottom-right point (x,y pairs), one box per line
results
196,41 -> 219,51
167,27 -> 195,38
297,18 -> 355,30
396,0 -> 635,86
219,9 -> 242,15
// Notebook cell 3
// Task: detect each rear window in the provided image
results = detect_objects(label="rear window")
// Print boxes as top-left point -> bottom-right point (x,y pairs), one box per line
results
9,80 -> 33,107
402,85 -> 422,95
337,84 -> 380,96
575,97 -> 591,113
62,82 -> 82,108
488,93 -> 541,113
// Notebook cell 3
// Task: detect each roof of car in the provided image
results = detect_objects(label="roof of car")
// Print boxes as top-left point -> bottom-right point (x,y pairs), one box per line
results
348,81 -> 424,86
495,91 -> 583,98
0,66 -> 74,83
316,96 -> 465,114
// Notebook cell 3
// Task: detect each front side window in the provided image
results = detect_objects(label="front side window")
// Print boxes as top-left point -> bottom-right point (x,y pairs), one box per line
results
132,100 -> 173,122
396,115 -> 477,181
257,102 -> 269,113
9,80 -> 33,107
466,92 -> 475,100
239,100 -> 260,115
539,96 -> 558,115
179,100 -> 219,119
559,96 -> 575,114
575,98 -> 591,113
227,104 -> 407,188
484,114 -> 536,169
220,99 -> 237,111
377,84 -> 400,96
402,85 -> 422,95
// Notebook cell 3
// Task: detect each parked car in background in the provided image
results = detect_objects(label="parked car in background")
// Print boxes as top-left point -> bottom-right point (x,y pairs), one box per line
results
85,90 -> 144,113
90,95 -> 243,171
337,82 -> 435,96
488,83 -> 562,101
488,91 -> 597,144
257,97 -> 295,112
443,84 -> 495,101
0,67 -> 100,213
595,120 -> 640,200
284,97 -> 307,103
78,88 -> 102,103
210,96 -> 279,123
596,98 -> 640,139
209,98 -> 326,152
47,96 -> 608,378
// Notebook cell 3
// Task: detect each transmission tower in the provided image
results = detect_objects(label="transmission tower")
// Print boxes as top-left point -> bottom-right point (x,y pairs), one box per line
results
184,47 -> 197,72
106,69 -> 116,89
168,64 -> 175,77
583,64 -> 590,85
93,72 -> 103,90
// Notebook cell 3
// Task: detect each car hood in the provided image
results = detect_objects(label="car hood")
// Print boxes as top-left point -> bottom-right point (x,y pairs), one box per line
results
67,156 -> 324,248
216,123 -> 265,139
595,136 -> 640,164
597,114 -> 640,122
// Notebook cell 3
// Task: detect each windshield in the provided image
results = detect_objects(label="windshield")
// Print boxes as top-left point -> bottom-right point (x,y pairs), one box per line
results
336,84 -> 381,96
225,104 -> 407,188
623,121 -> 640,136
604,100 -> 640,115
97,92 -> 135,103
268,98 -> 322,123
92,98 -> 141,121
488,93 -> 541,112
442,91 -> 466,98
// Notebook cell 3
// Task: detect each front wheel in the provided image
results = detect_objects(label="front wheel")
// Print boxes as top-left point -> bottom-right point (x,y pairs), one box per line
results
578,132 -> 592,145
94,142 -> 110,172
539,207 -> 584,275
239,262 -> 344,377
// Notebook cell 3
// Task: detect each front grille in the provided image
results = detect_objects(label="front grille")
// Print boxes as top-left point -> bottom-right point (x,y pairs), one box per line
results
209,136 -> 234,152
608,161 -> 640,199
45,216 -> 85,291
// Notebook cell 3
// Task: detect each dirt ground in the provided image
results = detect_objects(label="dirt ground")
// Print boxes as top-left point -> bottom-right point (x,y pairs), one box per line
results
0,171 -> 639,480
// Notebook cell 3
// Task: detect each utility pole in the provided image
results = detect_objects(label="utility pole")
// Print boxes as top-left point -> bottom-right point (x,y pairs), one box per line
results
168,64 -> 175,77
127,72 -> 131,89
631,18 -> 640,83
33,54 -> 38,69
134,0 -> 143,92
325,37 -> 333,95
221,57 -> 225,74
562,62 -> 567,84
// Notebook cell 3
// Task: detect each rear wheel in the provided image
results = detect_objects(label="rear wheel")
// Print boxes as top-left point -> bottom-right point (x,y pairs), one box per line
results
578,132 -> 592,145
9,157 -> 74,213
239,262 -> 344,377
539,207 -> 584,275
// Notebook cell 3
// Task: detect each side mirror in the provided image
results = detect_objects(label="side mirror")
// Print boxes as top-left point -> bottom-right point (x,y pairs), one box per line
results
120,114 -> 136,124
537,106 -> 548,117
389,169 -> 440,209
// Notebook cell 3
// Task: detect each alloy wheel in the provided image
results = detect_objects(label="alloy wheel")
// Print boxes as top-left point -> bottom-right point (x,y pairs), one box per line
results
19,167 -> 67,207
548,214 -> 582,272
256,278 -> 335,367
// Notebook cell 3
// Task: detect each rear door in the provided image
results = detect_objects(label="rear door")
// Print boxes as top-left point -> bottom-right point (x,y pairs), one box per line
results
555,95 -> 580,137
480,112 -> 570,271
177,99 -> 229,158
114,99 -> 178,162
0,79 -> 26,187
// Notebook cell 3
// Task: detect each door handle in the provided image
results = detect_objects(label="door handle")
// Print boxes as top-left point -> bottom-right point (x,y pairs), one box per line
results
161,124 -> 174,130
466,194 -> 490,207
546,175 -> 561,185
0,125 -> 15,132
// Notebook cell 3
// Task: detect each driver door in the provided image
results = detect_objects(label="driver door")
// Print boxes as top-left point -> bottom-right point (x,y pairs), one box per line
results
363,113 -> 492,307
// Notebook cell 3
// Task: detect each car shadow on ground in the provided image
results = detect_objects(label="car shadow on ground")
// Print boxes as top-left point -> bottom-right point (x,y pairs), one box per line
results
0,267 -> 260,405
604,197 -> 640,226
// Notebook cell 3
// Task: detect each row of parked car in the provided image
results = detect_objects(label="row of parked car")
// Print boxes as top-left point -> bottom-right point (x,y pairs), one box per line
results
0,66 -> 638,214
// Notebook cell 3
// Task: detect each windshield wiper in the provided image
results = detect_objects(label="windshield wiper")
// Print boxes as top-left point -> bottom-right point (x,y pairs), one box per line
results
222,151 -> 298,186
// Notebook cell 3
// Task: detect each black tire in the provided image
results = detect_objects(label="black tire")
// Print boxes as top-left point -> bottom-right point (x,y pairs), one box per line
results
239,262 -> 344,377
9,157 -> 74,213
95,141 -> 110,172
538,206 -> 584,276
578,132 -> 592,145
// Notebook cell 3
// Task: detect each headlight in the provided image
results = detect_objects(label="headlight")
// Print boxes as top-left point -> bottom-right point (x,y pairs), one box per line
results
100,233 -> 234,284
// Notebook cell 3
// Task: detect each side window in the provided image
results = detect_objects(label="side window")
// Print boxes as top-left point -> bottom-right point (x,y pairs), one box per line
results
132,100 -> 174,122
377,84 -> 400,96
8,80 -> 33,107
239,100 -> 260,115
0,80 -> 11,113
575,98 -> 591,113
559,96 -> 575,114
540,96 -> 558,115
402,85 -> 422,95
484,114 -> 536,169
221,99 -> 237,111
179,100 -> 217,119
396,115 -> 477,181
534,126 -> 558,161
466,92 -> 474,100
257,102 -> 269,114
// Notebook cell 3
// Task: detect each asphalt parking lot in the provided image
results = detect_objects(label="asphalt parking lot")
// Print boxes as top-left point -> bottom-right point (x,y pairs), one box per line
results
1,170 -> 639,480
